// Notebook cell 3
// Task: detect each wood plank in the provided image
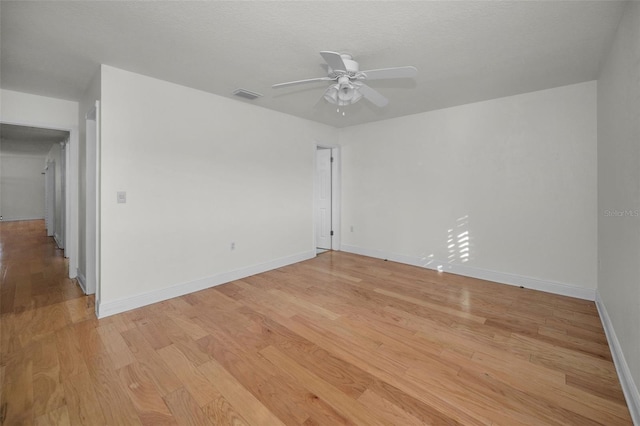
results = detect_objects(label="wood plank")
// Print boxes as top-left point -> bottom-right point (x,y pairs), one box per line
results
163,387 -> 214,426
0,313 -> 22,359
373,287 -> 486,324
18,301 -> 69,345
201,395 -> 251,426
72,319 -> 109,361
86,352 -> 142,425
34,405 -> 71,426
366,379 -> 464,425
464,351 -> 630,425
259,345 -> 390,426
1,350 -> 34,425
118,362 -> 176,425
157,344 -> 218,407
196,333 -> 311,425
121,327 -> 183,397
96,322 -> 136,370
239,307 -> 372,399
566,373 -> 627,404
268,286 -> 342,320
358,388 -> 425,426
197,357 -> 287,426
537,324 -> 613,360
165,311 -> 208,341
62,369 -> 106,425
55,319 -> 89,379
155,317 -> 212,366
64,296 -> 95,323
31,335 -> 65,417
134,317 -> 174,350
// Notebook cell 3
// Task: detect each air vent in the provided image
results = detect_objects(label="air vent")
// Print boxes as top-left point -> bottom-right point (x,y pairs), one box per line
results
232,88 -> 263,100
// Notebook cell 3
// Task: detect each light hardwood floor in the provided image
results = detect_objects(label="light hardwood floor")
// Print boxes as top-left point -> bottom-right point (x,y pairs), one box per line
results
0,220 -> 632,425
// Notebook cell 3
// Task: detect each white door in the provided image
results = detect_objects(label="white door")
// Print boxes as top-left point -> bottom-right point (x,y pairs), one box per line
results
316,148 -> 332,250
45,161 -> 55,237
59,142 -> 66,249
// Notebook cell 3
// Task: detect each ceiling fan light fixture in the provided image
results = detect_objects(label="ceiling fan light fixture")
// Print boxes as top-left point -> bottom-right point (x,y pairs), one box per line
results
324,86 -> 359,106
324,78 -> 363,106
323,84 -> 339,104
338,86 -> 362,104
337,76 -> 357,103
324,85 -> 350,106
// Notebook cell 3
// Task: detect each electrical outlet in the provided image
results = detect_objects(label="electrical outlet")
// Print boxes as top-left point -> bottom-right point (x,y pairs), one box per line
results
231,242 -> 235,250
350,225 -> 354,232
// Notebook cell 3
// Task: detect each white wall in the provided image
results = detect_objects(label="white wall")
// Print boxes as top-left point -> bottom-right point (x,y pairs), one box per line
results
0,147 -> 47,221
340,81 -> 597,297
98,66 -> 337,314
1,89 -> 78,127
597,1 -> 640,421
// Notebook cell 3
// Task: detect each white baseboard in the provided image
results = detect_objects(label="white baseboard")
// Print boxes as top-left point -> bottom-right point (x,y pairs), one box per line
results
53,233 -> 64,249
76,269 -> 87,294
340,244 -> 596,300
596,291 -> 640,425
0,216 -> 45,222
96,250 -> 316,319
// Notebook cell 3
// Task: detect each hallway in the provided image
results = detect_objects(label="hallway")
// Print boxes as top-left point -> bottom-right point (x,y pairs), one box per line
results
0,220 -> 93,424
1,220 -> 86,315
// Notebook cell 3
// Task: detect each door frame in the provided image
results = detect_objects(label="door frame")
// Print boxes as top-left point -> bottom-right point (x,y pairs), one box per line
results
0,119 -> 79,279
85,102 -> 100,302
58,140 -> 68,249
313,143 -> 341,252
45,160 -> 55,236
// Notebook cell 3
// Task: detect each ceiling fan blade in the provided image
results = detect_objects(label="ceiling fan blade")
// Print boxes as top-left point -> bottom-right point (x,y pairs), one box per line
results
272,77 -> 333,89
320,51 -> 347,72
357,83 -> 389,108
359,66 -> 418,80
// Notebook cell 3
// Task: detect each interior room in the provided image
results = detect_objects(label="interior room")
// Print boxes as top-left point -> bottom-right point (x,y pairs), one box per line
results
1,1 -> 638,424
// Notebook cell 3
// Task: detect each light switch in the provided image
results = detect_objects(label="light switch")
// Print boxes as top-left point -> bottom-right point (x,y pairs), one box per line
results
117,191 -> 127,204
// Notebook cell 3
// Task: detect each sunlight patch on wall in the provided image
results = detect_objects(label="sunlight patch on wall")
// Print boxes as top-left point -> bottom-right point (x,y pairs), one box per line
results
448,215 -> 471,264
419,215 -> 472,272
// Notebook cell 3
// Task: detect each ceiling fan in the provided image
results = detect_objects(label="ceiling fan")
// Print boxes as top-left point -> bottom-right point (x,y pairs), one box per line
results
272,51 -> 418,108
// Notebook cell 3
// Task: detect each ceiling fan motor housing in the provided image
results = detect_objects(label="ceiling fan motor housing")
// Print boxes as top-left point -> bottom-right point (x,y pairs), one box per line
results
328,54 -> 360,77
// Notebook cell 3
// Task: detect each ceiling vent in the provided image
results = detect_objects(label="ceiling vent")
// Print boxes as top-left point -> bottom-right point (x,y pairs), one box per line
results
232,88 -> 263,100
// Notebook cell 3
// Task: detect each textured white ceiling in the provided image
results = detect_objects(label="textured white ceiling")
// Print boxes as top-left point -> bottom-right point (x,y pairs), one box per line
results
0,1 -> 627,128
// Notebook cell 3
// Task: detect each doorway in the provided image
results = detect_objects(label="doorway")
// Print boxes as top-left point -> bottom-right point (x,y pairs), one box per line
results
0,124 -> 68,246
0,122 -> 78,279
314,145 -> 340,254
44,141 -> 68,250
